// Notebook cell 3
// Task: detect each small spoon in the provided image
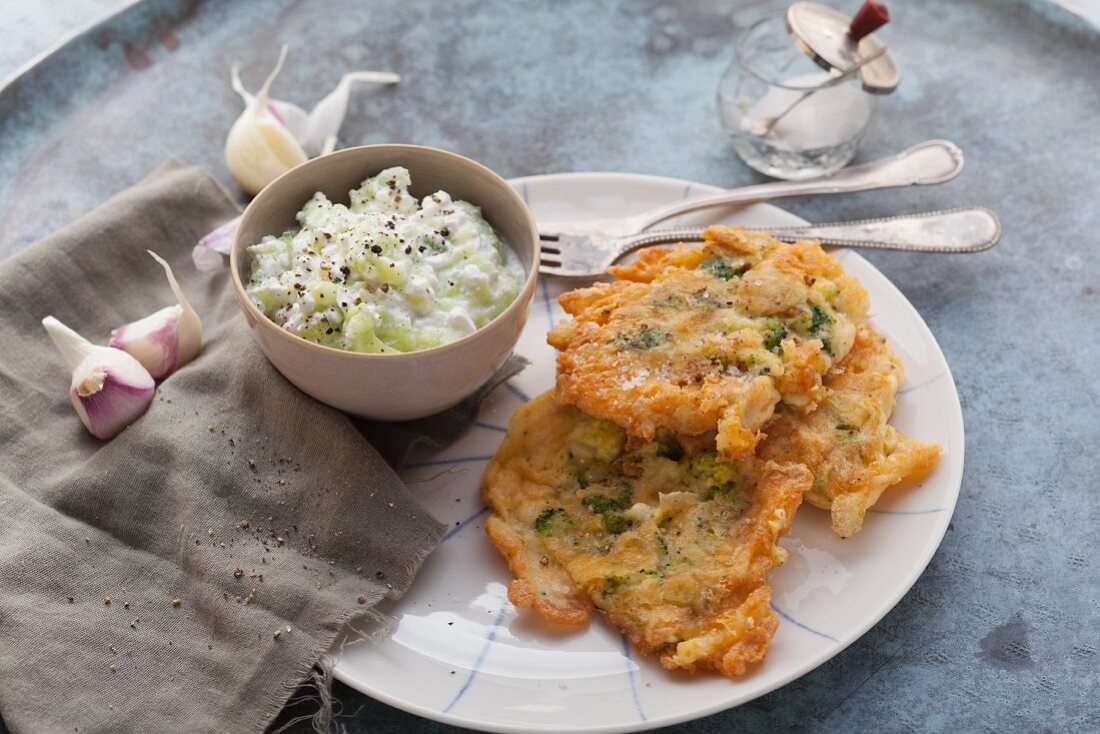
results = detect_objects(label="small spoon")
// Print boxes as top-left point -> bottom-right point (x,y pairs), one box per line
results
741,48 -> 886,138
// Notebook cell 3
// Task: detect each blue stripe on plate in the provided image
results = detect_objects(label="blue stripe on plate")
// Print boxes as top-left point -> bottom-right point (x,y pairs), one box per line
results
867,507 -> 946,516
441,506 -> 490,544
442,598 -> 512,714
504,381 -> 531,402
898,371 -> 948,396
405,455 -> 494,469
474,421 -> 508,433
621,633 -> 647,722
541,277 -> 555,327
530,176 -> 556,326
772,603 -> 839,642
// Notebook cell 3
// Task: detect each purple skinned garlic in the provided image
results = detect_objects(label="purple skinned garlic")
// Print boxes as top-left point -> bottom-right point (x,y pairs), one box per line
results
110,251 -> 202,379
42,316 -> 156,440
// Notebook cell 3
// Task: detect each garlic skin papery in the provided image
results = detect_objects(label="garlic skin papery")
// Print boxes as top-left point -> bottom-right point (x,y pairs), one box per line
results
110,251 -> 203,379
191,214 -> 241,273
42,316 -> 156,440
225,45 -> 400,195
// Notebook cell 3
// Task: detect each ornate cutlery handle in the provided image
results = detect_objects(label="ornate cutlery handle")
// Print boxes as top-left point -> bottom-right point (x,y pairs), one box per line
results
632,140 -> 966,231
618,207 -> 1001,256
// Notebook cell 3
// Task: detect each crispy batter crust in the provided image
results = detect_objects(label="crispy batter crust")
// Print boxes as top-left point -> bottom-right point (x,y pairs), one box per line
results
482,396 -> 595,625
483,226 -> 941,681
549,227 -> 868,460
481,392 -> 810,676
758,324 -> 942,537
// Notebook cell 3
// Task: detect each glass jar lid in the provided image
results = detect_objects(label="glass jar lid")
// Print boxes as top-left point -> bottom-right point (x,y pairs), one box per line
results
785,1 -> 901,94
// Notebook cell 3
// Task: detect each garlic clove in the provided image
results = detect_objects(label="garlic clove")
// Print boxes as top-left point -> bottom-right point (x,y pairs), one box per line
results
42,316 -> 155,440
110,305 -> 181,378
224,45 -> 400,196
225,46 -> 308,195
110,251 -> 203,379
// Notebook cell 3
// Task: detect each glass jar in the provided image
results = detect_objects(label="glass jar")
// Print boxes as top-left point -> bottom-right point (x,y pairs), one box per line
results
717,13 -> 878,180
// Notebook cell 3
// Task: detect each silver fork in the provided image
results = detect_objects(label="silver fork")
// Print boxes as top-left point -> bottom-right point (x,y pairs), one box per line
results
537,139 -> 964,241
538,207 -> 1001,278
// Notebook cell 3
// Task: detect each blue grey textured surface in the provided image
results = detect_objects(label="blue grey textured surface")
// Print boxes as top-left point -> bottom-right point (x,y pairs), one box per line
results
0,1 -> 1097,732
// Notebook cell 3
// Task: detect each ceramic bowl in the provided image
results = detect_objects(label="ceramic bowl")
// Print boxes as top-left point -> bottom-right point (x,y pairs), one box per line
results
230,144 -> 539,421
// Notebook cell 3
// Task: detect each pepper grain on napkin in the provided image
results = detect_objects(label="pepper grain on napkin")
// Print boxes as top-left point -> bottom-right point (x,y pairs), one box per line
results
0,159 -> 505,733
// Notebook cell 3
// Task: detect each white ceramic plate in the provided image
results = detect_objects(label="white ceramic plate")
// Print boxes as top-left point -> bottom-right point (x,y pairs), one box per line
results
332,172 -> 964,733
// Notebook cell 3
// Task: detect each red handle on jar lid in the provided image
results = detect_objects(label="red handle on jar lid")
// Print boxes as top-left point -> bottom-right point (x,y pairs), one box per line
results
848,1 -> 890,41
786,1 -> 901,93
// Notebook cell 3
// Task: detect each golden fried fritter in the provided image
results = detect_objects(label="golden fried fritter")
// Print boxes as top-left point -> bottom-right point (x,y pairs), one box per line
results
758,324 -> 942,537
482,392 -> 810,677
548,227 -> 868,460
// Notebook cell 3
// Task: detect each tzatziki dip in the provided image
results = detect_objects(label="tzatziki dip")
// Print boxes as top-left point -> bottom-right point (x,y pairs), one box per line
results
246,167 -> 522,353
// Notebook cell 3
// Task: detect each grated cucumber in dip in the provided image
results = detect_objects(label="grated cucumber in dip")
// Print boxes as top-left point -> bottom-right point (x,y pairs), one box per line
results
246,167 -> 522,353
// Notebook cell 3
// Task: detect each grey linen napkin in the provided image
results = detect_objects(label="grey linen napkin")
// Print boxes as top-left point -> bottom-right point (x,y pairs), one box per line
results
0,159 -> 508,733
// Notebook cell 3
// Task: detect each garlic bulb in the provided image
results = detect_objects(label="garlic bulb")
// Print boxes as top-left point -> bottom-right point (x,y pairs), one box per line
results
42,316 -> 156,440
225,45 -> 400,195
110,251 -> 202,379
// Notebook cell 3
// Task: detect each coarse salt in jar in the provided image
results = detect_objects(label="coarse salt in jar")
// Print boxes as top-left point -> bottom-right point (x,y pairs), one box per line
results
717,1 -> 899,180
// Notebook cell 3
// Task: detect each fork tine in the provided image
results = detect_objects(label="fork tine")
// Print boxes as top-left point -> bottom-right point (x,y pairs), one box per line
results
538,232 -> 560,242
540,244 -> 561,255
